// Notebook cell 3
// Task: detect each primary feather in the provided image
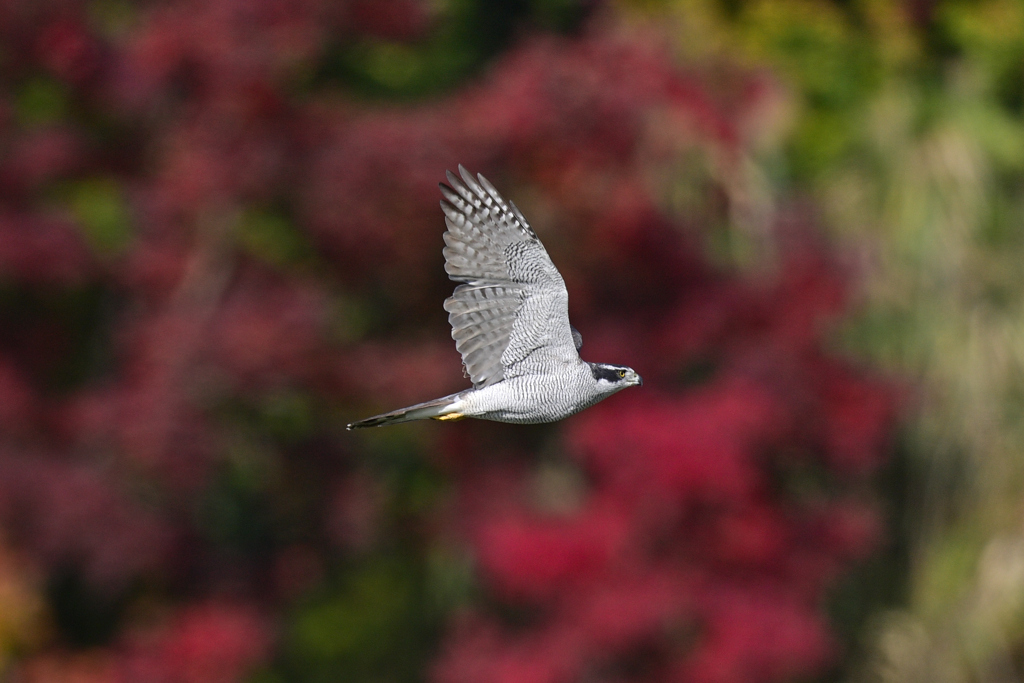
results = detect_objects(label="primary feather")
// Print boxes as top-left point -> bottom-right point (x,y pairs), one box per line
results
440,166 -> 577,389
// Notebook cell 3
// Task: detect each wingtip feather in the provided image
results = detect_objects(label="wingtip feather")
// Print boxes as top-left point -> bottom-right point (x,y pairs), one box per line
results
477,172 -> 498,196
459,165 -> 482,193
440,198 -> 462,221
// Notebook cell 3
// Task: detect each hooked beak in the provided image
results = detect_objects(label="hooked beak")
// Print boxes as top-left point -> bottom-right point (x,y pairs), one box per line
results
630,370 -> 643,387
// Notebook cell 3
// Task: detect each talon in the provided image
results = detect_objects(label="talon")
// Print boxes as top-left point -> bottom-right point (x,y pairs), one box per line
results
434,412 -> 466,422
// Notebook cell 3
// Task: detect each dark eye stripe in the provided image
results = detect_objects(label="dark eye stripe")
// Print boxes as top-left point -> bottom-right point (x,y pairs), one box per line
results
590,364 -> 625,382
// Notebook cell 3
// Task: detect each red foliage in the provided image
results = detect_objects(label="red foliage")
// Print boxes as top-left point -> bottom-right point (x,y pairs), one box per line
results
36,18 -> 102,85
0,127 -> 84,194
120,603 -> 272,683
0,452 -> 171,588
345,0 -> 432,40
0,212 -> 93,284
476,500 -> 631,600
0,0 -> 900,681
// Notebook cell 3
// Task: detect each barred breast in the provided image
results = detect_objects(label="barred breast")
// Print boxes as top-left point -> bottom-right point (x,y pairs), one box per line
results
460,362 -> 602,423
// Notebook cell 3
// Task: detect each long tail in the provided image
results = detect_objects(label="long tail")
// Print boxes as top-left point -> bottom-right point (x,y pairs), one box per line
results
346,392 -> 467,429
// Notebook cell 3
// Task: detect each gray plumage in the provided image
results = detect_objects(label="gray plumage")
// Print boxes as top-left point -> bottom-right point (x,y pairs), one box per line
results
347,166 -> 642,429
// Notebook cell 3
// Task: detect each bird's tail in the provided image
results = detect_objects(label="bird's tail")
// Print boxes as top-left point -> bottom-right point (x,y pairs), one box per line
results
346,392 -> 467,429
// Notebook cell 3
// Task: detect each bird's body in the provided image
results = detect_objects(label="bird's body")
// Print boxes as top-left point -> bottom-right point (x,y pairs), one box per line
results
455,362 -> 628,423
347,167 -> 641,430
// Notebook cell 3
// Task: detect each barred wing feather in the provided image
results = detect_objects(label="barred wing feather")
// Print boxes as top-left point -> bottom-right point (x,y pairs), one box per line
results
440,166 -> 578,389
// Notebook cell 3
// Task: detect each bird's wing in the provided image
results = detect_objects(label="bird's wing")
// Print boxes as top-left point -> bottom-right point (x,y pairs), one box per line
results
441,166 -> 578,389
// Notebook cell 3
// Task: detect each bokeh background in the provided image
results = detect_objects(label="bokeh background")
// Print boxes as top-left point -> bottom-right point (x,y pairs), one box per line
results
2,0 -> 1024,681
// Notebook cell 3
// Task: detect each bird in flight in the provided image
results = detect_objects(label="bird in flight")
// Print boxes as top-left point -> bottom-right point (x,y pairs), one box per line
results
347,166 -> 642,429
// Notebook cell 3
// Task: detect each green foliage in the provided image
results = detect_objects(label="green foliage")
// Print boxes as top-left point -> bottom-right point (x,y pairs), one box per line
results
285,558 -> 440,683
321,0 -> 596,98
738,0 -> 882,181
67,179 -> 133,255
235,210 -> 315,269
637,1 -> 1024,681
16,78 -> 69,127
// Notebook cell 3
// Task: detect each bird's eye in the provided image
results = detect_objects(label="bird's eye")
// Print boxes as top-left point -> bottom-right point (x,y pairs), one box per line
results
617,369 -> 626,379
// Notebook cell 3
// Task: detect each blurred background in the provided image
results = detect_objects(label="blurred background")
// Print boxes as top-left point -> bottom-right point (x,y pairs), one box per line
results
1,0 -> 1023,681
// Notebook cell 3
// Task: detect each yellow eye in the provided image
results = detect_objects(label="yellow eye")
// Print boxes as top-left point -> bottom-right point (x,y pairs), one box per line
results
617,369 -> 627,379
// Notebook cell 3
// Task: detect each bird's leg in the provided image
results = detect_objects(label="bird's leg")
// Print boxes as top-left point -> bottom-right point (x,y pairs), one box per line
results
433,412 -> 466,421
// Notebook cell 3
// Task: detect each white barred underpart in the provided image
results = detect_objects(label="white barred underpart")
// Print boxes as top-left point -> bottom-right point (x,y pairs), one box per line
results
346,166 -> 639,429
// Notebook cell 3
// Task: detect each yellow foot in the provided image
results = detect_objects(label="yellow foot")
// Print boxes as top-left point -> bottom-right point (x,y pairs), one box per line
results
433,412 -> 466,422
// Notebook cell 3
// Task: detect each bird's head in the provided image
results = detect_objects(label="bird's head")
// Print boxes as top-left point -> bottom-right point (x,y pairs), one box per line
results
589,363 -> 643,394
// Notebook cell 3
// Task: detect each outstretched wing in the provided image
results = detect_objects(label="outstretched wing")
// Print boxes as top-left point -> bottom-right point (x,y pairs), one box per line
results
440,166 -> 578,388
